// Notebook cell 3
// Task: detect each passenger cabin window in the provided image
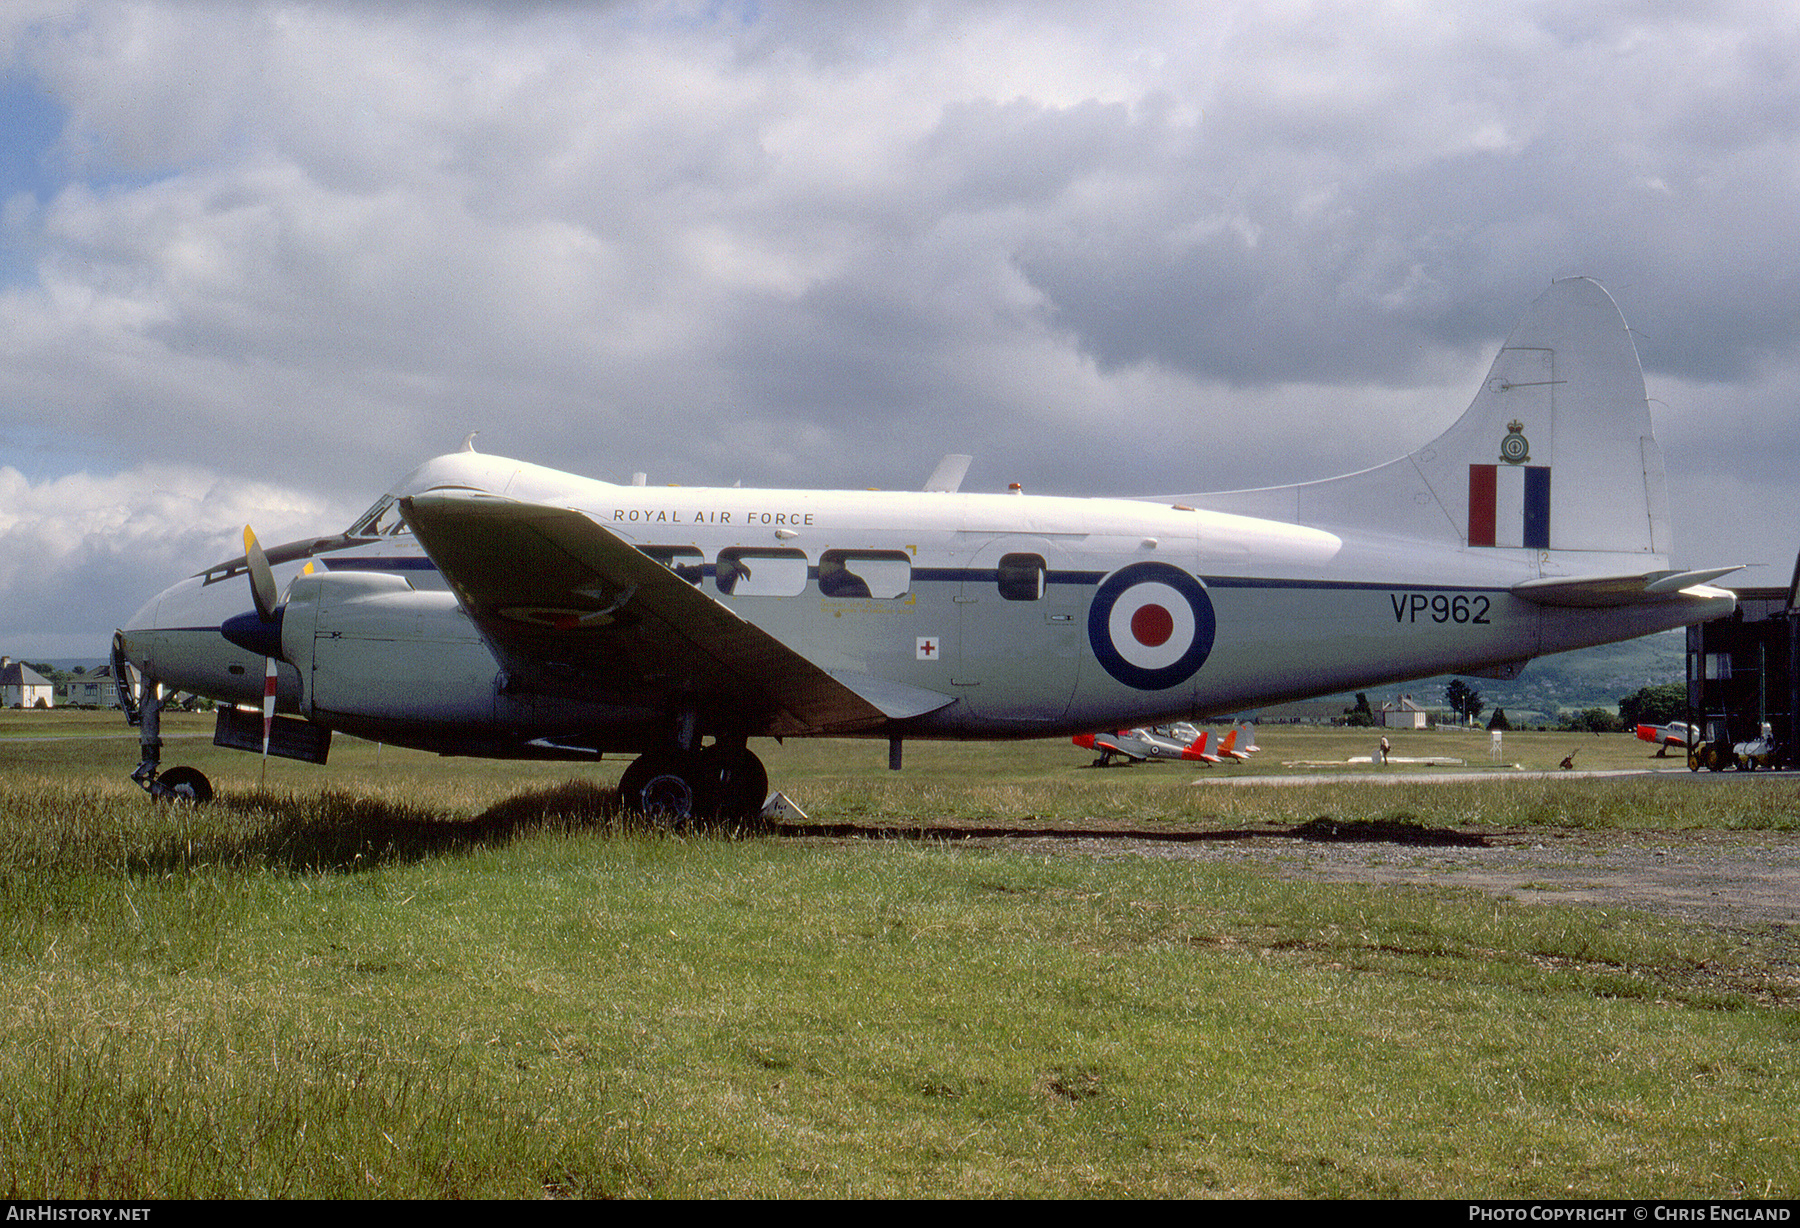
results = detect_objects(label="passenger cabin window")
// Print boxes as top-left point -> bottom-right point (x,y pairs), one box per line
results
639,546 -> 705,585
819,549 -> 911,599
997,553 -> 1047,601
716,547 -> 808,597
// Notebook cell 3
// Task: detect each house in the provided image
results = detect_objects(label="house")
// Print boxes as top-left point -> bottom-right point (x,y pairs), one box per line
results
66,664 -> 121,709
1376,694 -> 1429,729
1,657 -> 55,708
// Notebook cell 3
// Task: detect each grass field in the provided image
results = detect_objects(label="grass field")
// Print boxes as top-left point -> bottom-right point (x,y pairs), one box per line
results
2,711 -> 1797,1197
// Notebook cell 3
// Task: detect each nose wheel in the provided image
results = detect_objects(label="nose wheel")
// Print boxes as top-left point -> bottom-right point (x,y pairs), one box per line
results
119,648 -> 215,803
153,765 -> 214,804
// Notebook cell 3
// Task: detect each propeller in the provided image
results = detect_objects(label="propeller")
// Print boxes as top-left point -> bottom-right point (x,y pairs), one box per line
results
244,525 -> 279,621
233,525 -> 295,778
220,525 -> 289,660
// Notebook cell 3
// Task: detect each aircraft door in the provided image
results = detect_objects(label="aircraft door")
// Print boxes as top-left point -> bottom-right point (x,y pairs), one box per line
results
951,537 -> 1084,725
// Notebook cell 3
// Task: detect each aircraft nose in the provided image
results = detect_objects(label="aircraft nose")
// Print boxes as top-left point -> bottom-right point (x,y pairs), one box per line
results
120,573 -> 272,705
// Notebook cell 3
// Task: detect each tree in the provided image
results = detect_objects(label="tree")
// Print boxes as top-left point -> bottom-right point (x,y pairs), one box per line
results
1561,708 -> 1622,733
1444,679 -> 1484,725
1343,692 -> 1374,727
1487,707 -> 1512,731
1618,683 -> 1685,728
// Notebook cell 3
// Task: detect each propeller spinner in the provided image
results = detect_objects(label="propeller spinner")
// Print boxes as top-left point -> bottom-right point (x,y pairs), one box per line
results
219,525 -> 288,660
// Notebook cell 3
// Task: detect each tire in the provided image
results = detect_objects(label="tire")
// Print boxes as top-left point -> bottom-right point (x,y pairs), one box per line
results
619,751 -> 706,823
698,743 -> 768,820
157,765 -> 213,803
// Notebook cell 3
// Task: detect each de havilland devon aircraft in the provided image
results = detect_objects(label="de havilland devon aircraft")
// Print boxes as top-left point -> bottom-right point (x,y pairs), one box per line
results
116,277 -> 1739,816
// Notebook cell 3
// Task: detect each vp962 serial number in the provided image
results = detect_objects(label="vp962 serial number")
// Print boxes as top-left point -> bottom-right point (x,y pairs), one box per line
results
1390,593 -> 1491,624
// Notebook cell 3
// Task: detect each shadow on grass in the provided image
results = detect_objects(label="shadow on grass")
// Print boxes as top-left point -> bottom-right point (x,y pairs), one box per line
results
1290,816 -> 1491,847
779,815 -> 1492,847
127,779 -> 649,876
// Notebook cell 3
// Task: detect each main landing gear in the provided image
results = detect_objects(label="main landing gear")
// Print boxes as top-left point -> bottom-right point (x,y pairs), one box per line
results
617,740 -> 769,823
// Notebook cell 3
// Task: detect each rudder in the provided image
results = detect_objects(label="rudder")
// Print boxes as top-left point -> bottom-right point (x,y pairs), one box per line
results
1407,277 -> 1669,557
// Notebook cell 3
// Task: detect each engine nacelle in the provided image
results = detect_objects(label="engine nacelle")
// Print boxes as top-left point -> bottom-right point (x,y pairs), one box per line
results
281,571 -> 499,725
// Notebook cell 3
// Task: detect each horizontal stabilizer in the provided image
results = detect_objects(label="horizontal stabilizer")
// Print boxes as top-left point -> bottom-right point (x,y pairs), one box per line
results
1511,567 -> 1742,608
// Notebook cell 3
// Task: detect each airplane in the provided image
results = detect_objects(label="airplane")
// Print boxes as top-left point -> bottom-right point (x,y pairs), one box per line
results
1635,720 -> 1699,755
1157,721 -> 1257,759
1072,727 -> 1219,766
114,277 -> 1739,816
1210,726 -> 1252,762
1229,723 -> 1260,755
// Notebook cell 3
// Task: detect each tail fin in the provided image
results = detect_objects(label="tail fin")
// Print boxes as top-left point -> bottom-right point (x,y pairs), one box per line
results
1185,278 -> 1671,563
1182,731 -> 1219,763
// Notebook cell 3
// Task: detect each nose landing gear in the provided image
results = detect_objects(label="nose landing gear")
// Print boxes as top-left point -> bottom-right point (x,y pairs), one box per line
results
116,632 -> 214,804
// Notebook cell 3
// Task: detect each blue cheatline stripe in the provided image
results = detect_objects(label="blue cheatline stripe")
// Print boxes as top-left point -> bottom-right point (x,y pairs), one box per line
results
323,556 -> 440,571
1523,466 -> 1551,550
1200,576 -> 1505,593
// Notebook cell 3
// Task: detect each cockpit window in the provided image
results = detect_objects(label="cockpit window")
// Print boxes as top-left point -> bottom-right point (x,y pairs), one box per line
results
347,495 -> 410,538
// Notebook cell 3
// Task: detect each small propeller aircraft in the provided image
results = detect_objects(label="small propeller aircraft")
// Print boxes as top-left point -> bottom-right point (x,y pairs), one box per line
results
1072,727 -> 1219,767
116,278 -> 1738,815
1634,720 -> 1700,755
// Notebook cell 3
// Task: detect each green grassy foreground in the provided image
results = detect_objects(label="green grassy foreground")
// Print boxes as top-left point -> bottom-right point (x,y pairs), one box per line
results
2,714 -> 1797,1197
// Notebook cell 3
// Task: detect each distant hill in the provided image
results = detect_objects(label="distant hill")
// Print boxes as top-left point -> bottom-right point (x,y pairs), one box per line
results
1261,630 -> 1686,725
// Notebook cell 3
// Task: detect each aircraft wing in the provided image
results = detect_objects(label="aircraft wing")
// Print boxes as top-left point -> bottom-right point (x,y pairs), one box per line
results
1510,567 -> 1742,608
399,493 -> 942,736
1094,732 -> 1148,761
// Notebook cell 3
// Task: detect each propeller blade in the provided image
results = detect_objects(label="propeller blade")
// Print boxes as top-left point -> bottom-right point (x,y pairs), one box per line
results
263,656 -> 278,758
244,525 -> 278,621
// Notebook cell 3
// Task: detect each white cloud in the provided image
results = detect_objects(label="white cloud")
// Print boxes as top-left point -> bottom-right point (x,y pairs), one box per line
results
1,0 -> 1798,653
0,463 -> 356,658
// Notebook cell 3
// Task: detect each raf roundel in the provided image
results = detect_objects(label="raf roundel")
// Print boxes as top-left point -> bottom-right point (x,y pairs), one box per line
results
1086,562 -> 1216,690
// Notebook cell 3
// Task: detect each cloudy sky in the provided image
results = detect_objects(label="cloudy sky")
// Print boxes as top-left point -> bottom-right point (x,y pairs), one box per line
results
3,0 -> 1796,658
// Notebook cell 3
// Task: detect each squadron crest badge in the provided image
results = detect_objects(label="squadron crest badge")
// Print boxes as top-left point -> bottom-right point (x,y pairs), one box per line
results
1499,420 -> 1531,464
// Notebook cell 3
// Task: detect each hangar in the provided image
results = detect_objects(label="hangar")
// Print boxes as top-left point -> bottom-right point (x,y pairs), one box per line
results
1686,565 -> 1799,770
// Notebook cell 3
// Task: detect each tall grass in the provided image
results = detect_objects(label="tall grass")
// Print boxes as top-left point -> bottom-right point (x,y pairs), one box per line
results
2,722 -> 1798,1196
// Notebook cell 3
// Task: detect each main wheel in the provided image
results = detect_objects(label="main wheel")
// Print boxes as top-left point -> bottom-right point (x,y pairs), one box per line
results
697,743 -> 768,821
618,751 -> 706,822
157,765 -> 213,803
